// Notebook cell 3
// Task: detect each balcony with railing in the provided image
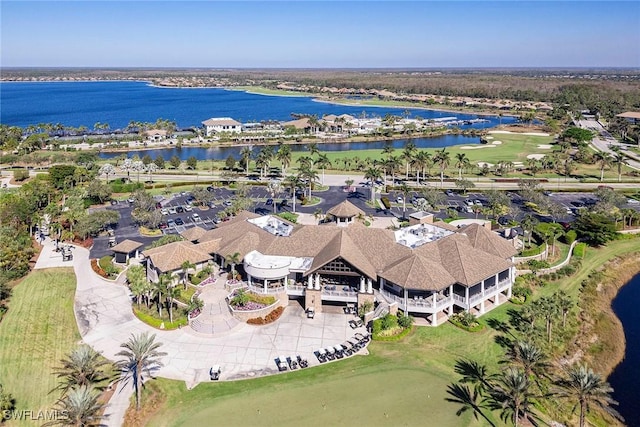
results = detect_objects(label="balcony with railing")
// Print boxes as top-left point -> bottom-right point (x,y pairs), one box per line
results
321,285 -> 358,302
248,283 -> 285,295
379,289 -> 452,313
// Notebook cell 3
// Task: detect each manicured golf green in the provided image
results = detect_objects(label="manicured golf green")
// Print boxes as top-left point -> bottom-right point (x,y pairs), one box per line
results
145,316 -> 510,427
0,268 -> 80,426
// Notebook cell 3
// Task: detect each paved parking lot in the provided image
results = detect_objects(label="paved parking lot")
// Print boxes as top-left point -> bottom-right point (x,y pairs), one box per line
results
93,185 -> 640,259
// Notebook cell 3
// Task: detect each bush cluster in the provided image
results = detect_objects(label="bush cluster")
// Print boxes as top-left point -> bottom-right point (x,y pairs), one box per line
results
380,196 -> 391,209
247,306 -> 284,325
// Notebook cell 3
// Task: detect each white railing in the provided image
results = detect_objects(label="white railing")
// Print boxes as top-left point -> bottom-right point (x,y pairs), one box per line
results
452,294 -> 466,305
248,283 -> 285,294
322,288 -> 358,298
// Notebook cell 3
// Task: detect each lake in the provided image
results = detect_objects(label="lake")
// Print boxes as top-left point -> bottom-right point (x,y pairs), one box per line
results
97,134 -> 482,161
0,81 -> 515,130
609,273 -> 640,426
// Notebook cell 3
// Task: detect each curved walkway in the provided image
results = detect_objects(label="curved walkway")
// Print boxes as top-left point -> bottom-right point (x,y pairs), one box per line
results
34,236 -> 367,424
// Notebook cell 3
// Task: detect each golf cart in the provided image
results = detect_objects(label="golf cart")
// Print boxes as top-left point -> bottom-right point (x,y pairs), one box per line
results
209,365 -> 221,380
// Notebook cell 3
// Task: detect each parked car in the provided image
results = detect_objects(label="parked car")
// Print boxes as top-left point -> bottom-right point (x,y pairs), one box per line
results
212,216 -> 221,224
167,219 -> 176,228
396,196 -> 403,203
266,198 -> 273,205
176,206 -> 184,213
184,205 -> 193,212
445,189 -> 455,196
159,222 -> 168,229
175,217 -> 184,226
168,207 -> 177,214
161,208 -> 169,215
192,213 -> 200,221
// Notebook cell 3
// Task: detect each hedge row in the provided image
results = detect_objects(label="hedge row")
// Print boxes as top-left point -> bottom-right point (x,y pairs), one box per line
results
91,258 -> 108,278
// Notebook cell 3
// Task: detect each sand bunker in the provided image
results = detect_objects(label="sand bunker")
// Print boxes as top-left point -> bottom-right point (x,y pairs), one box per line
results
460,145 -> 496,150
492,141 -> 503,145
526,154 -> 546,160
537,144 -> 552,149
489,130 -> 550,136
484,136 -> 494,140
477,162 -> 495,168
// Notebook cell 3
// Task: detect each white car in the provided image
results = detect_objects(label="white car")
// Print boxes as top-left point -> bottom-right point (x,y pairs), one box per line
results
184,205 -> 193,212
168,207 -> 177,214
627,199 -> 640,205
396,196 -> 403,203
192,213 -> 200,221
161,208 -> 169,215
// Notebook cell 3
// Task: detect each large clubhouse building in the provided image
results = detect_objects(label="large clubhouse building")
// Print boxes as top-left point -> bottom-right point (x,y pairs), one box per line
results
141,201 -> 517,326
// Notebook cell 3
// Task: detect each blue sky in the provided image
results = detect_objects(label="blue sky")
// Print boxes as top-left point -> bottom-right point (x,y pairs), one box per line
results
1,1 -> 639,67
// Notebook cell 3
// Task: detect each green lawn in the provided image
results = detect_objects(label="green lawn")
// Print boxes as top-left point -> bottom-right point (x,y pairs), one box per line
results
144,314 -> 511,427
0,268 -> 80,426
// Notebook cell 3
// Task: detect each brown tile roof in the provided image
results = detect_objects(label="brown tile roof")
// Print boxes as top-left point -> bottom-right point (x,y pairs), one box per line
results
181,226 -> 206,242
457,223 -> 518,259
616,111 -> 640,120
433,220 -> 458,232
142,241 -> 212,273
326,200 -> 365,218
111,239 -> 143,254
199,219 -> 276,259
380,253 -> 456,291
307,229 -> 377,278
282,118 -> 311,129
193,239 -> 221,255
433,234 -> 513,286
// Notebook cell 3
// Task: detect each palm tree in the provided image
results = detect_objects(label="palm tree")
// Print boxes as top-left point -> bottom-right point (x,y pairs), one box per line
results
225,252 -> 241,278
283,174 -> 302,213
298,166 -> 319,200
115,332 -> 166,411
315,154 -> 332,185
297,155 -> 313,170
240,146 -> 253,176
554,290 -> 573,328
455,153 -> 470,180
402,141 -> 417,180
434,148 -> 451,188
44,385 -> 104,426
555,364 -> 622,427
165,285 -> 181,324
381,144 -> 395,159
445,383 -> 495,426
180,260 -> 195,288
411,153 -> 426,184
154,274 -> 172,317
52,345 -> 111,395
276,144 -> 291,176
99,163 -> 115,184
364,167 -> 382,203
503,341 -> 548,381
610,148 -> 625,182
488,367 -> 537,427
307,141 -> 319,159
593,151 -> 611,182
397,182 -> 411,219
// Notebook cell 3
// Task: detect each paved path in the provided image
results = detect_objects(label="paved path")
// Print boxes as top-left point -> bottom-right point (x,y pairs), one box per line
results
577,118 -> 640,170
33,235 -> 367,426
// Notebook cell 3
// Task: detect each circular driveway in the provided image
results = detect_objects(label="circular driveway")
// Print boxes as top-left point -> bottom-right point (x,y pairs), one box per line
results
36,238 -> 367,387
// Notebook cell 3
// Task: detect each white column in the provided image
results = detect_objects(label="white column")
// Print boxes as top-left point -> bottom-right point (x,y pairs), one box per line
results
465,286 -> 469,309
432,292 -> 437,309
307,275 -> 313,289
248,274 -> 252,286
315,273 -> 321,290
447,286 -> 453,315
404,288 -> 408,311
495,273 -> 499,289
359,277 -> 366,293
367,278 -> 372,294
264,279 -> 267,292
284,276 -> 288,291
431,312 -> 437,326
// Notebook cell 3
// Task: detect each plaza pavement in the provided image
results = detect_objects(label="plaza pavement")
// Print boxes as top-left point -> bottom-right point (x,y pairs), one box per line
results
34,235 -> 368,426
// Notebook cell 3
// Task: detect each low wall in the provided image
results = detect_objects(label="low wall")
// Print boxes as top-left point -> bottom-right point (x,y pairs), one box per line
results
513,243 -> 548,264
228,297 -> 287,322
516,240 -> 579,276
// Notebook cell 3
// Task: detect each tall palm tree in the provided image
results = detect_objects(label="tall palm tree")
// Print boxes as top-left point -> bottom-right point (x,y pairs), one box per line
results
445,383 -> 495,426
381,144 -> 395,159
240,146 -> 253,176
225,252 -> 242,278
165,285 -> 181,324
306,141 -> 319,159
297,155 -> 313,170
555,364 -> 621,427
44,385 -> 104,427
503,341 -> 548,381
116,332 -> 166,411
402,141 -> 417,180
276,144 -> 291,176
154,274 -> 171,317
180,261 -> 195,288
411,153 -> 426,184
455,153 -> 470,180
284,174 -> 302,213
298,166 -> 319,200
315,154 -> 332,185
488,367 -> 537,427
52,345 -> 111,395
610,148 -> 625,182
592,151 -> 611,182
364,167 -> 382,203
397,182 -> 411,219
435,148 -> 451,188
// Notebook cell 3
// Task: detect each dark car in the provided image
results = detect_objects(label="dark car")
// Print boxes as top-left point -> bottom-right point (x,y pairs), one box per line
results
206,186 -> 214,192
176,206 -> 184,213
266,198 -> 273,205
174,217 -> 184,226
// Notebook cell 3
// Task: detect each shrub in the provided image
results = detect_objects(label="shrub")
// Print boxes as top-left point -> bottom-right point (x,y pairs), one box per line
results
573,242 -> 588,258
449,312 -> 483,332
90,259 -> 108,278
380,313 -> 398,330
13,169 -> 29,181
276,212 -> 298,223
358,301 -> 374,317
520,244 -> 545,257
397,313 -> 414,329
564,229 -> 577,244
98,255 -> 113,271
247,306 -> 284,325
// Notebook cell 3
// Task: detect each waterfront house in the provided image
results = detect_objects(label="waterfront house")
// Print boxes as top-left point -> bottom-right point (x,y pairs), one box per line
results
202,117 -> 242,136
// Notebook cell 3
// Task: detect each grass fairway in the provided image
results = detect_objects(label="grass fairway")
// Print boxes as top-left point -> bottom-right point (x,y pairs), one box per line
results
145,318 -> 510,427
0,268 -> 80,426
